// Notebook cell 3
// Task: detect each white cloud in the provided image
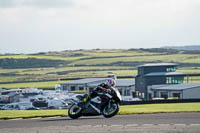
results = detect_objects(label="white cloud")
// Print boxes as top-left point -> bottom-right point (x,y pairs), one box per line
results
0,0 -> 74,8
0,0 -> 200,53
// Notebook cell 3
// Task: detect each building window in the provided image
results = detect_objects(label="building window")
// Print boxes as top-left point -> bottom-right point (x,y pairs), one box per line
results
166,77 -> 184,84
173,93 -> 180,98
71,86 -> 76,91
148,93 -> 152,99
127,90 -> 130,96
124,90 -> 126,96
136,91 -> 140,97
79,87 -> 84,90
132,92 -> 136,98
124,89 -> 130,96
166,67 -> 176,72
160,92 -> 168,99
153,91 -> 158,97
166,77 -> 172,84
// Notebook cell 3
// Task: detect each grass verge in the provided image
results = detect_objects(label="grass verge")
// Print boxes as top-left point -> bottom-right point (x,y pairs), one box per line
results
0,110 -> 68,119
119,103 -> 200,115
0,103 -> 200,119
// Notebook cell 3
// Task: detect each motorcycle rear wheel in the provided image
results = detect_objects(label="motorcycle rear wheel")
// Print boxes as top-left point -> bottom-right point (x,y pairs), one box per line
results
68,104 -> 82,119
102,103 -> 119,118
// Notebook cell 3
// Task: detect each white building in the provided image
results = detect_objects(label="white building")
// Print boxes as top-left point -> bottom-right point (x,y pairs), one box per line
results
148,83 -> 200,99
60,78 -> 135,100
60,78 -> 111,92
0,89 -> 22,103
115,80 -> 136,101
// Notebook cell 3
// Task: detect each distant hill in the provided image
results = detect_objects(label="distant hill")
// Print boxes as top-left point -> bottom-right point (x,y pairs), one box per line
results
1,48 -> 200,86
162,45 -> 200,51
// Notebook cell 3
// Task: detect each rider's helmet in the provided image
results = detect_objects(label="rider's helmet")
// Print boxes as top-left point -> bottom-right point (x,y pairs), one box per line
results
106,79 -> 116,88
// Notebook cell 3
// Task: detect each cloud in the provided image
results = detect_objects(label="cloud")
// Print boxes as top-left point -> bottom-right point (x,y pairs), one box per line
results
0,0 -> 74,8
0,0 -> 200,53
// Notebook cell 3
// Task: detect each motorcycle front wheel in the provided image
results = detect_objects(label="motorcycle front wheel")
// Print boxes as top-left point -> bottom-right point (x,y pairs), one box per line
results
102,103 -> 119,118
68,104 -> 82,119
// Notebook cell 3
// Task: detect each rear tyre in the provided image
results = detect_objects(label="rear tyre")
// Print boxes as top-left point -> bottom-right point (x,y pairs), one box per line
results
102,103 -> 119,118
68,104 -> 82,119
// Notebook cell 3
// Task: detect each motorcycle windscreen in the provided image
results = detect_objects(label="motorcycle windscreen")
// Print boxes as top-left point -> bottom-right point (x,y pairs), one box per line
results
113,88 -> 122,101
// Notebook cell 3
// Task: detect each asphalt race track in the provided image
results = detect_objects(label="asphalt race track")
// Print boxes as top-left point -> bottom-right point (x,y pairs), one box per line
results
0,113 -> 200,133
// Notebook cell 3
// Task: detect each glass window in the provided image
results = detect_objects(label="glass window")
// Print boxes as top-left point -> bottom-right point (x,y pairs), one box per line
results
127,90 -> 130,96
173,93 -> 180,98
132,92 -> 136,98
166,76 -> 184,84
124,90 -> 127,96
79,87 -> 84,90
160,92 -> 168,99
124,89 -> 131,96
71,86 -> 76,91
166,67 -> 176,72
154,91 -> 158,97
148,93 -> 152,99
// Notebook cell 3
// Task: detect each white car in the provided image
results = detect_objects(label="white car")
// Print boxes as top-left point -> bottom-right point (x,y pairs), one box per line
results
1,102 -> 34,110
1,103 -> 20,110
48,99 -> 68,109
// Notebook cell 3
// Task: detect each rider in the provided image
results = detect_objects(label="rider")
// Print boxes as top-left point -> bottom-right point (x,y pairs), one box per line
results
79,79 -> 116,108
89,79 -> 116,100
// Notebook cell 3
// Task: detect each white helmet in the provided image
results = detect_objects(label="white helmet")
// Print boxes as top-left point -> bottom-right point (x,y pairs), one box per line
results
106,79 -> 116,87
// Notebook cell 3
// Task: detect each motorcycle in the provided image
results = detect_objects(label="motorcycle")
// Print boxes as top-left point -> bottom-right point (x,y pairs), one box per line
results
68,87 -> 122,119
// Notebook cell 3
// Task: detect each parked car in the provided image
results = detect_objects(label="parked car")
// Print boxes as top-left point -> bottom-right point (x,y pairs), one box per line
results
1,102 -> 35,110
17,102 -> 35,110
48,99 -> 68,109
26,106 -> 40,110
0,104 -> 6,110
32,96 -> 48,108
1,103 -> 20,110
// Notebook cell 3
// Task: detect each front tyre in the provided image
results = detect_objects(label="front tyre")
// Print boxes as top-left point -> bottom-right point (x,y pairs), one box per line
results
102,103 -> 119,118
68,104 -> 82,119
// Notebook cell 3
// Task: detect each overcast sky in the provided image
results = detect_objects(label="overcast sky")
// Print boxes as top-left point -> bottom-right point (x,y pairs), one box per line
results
0,0 -> 200,54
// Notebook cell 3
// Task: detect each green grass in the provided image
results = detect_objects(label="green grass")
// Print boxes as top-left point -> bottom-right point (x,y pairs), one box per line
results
0,103 -> 200,119
177,67 -> 200,73
69,54 -> 199,66
0,66 -> 134,82
119,103 -> 200,115
85,49 -> 159,57
0,110 -> 68,119
0,55 -> 83,61
1,49 -> 200,87
0,50 -> 158,62
0,81 -> 67,89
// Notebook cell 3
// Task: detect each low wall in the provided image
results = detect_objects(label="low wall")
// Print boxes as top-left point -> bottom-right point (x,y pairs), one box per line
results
121,99 -> 200,105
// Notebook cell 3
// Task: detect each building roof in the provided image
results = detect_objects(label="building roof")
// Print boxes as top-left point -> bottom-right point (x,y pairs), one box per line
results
88,79 -> 135,87
144,72 -> 186,77
60,78 -> 111,85
116,80 -> 135,86
137,63 -> 178,68
1,89 -> 22,93
150,83 -> 200,91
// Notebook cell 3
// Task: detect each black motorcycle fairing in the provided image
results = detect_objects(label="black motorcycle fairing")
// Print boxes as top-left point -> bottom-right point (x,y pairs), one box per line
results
81,103 -> 101,116
68,87 -> 121,119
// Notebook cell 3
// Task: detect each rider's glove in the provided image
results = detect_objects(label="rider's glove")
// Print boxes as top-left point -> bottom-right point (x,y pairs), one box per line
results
101,88 -> 106,92
105,89 -> 111,93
